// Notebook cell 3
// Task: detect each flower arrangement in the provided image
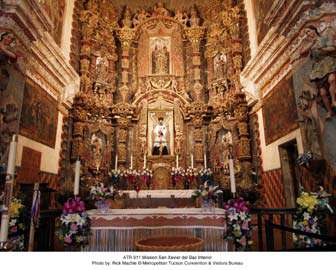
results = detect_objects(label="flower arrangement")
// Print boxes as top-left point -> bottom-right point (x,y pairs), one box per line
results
8,197 -> 26,251
123,169 -> 139,187
89,182 -> 117,201
185,167 -> 197,188
171,167 -> 185,188
198,168 -> 213,184
139,168 -> 153,189
57,197 -> 90,248
192,181 -> 222,208
223,197 -> 252,251
293,187 -> 333,248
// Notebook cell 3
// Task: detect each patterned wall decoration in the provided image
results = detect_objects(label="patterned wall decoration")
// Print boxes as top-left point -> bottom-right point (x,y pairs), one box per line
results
20,80 -> 58,148
252,0 -> 274,44
262,169 -> 286,208
262,76 -> 298,145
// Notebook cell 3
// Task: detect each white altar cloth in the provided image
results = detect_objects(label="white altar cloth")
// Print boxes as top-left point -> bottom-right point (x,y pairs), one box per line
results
122,189 -> 195,199
86,208 -> 227,251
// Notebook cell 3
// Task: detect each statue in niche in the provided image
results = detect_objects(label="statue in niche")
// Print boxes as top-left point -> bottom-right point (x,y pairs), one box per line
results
151,38 -> 170,74
121,6 -> 132,28
214,53 -> 228,80
153,3 -> 169,17
90,133 -> 105,171
299,25 -> 336,119
95,55 -> 109,83
297,91 -> 322,158
0,32 -> 19,62
151,116 -> 170,156
189,6 -> 200,27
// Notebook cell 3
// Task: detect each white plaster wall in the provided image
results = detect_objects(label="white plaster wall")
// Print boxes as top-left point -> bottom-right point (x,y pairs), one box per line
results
60,0 -> 75,61
257,109 -> 303,171
16,111 -> 64,174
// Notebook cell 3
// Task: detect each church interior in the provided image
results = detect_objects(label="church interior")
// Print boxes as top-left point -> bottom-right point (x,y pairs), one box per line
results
0,0 -> 335,252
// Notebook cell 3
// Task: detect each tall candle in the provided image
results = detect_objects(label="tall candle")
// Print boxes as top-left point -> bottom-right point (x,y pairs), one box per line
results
74,158 -> 81,196
0,135 -> 17,244
6,135 -> 17,176
191,154 -> 194,169
130,154 -> 133,170
176,154 -> 179,168
0,214 -> 9,243
115,155 -> 118,170
229,156 -> 236,194
143,153 -> 146,169
204,153 -> 207,169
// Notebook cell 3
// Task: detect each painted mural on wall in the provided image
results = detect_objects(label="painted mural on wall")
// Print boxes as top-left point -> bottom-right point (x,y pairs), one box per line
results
262,77 -> 299,145
252,0 -> 274,44
0,31 -> 25,163
20,81 -> 58,148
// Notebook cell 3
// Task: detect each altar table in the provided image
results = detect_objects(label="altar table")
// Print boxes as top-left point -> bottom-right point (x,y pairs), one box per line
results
85,208 -> 227,251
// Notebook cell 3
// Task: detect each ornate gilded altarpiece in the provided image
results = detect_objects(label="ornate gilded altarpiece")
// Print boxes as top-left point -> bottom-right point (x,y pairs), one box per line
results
70,0 -> 253,191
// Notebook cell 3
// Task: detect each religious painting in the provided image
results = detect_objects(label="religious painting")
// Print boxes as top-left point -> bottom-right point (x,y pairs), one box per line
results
148,110 -> 174,156
252,0 -> 274,44
262,77 -> 299,145
20,80 -> 58,148
150,37 -> 170,75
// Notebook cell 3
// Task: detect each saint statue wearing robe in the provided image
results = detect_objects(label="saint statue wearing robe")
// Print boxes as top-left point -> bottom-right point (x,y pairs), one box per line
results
152,44 -> 169,74
152,117 -> 169,155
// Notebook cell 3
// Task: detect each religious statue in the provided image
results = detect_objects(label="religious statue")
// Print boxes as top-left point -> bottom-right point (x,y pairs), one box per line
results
121,6 -> 133,28
297,91 -> 322,158
91,133 -> 104,171
152,41 -> 169,74
214,53 -> 228,80
153,3 -> 169,17
95,55 -> 109,83
300,25 -> 336,119
0,32 -> 19,62
189,6 -> 200,27
152,116 -> 170,155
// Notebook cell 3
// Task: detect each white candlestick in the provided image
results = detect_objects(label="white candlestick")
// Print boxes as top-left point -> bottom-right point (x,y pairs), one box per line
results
115,155 -> 118,170
0,214 -> 9,243
74,159 -> 81,196
143,153 -> 146,169
176,154 -> 179,168
204,153 -> 207,169
229,157 -> 236,194
130,154 -> 133,170
7,135 -> 17,176
191,154 -> 194,169
0,135 -> 17,244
